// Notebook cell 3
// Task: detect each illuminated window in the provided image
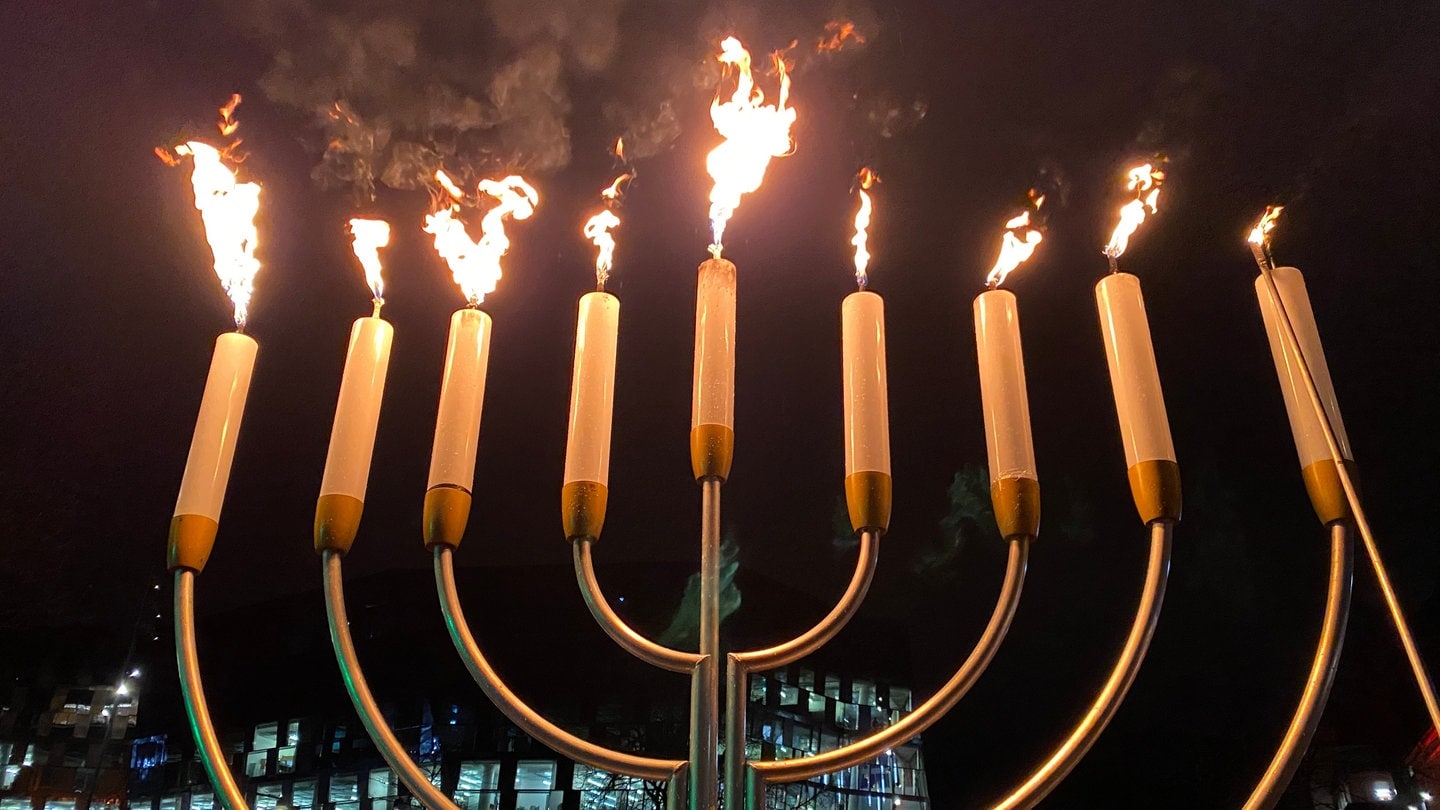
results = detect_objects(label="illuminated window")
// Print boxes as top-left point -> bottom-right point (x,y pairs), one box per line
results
328,772 -> 360,810
823,675 -> 841,700
291,779 -> 317,809
748,676 -> 765,704
244,750 -> 268,778
252,722 -> 279,751
454,760 -> 500,809
368,768 -> 397,810
798,669 -> 815,690
515,760 -> 562,810
191,793 -> 215,810
277,746 -> 297,774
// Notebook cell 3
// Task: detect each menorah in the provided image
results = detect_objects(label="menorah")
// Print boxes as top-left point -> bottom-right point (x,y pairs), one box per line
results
159,45 -> 1437,810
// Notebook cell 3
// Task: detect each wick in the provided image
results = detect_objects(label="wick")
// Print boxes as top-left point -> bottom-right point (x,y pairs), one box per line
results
467,299 -> 481,310
596,277 -> 607,293
371,297 -> 384,318
1248,242 -> 1274,275
986,279 -> 999,292
234,320 -> 246,335
1106,254 -> 1120,275
857,276 -> 868,292
708,243 -> 724,260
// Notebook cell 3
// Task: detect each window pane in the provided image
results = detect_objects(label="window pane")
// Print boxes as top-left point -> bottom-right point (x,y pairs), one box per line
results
252,722 -> 278,751
514,760 -> 555,790
368,768 -> 397,810
290,778 -> 316,809
244,750 -> 268,778
329,772 -> 360,810
277,746 -> 297,774
458,760 -> 500,791
191,793 -> 215,810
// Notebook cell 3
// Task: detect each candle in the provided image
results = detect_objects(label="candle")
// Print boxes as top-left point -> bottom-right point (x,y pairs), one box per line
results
561,292 -> 620,541
314,316 -> 394,554
691,257 -> 737,481
1255,266 -> 1353,524
973,289 -> 1040,540
422,308 -> 493,548
169,332 -> 258,571
1095,272 -> 1181,524
841,291 -> 892,533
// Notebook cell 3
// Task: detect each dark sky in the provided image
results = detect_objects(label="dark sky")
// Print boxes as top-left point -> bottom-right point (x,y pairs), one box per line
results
2,0 -> 1439,805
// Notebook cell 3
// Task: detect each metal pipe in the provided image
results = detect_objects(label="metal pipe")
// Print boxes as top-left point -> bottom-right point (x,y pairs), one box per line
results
1243,523 -> 1352,810
693,477 -> 721,809
723,531 -> 880,808
754,537 -> 1029,783
323,552 -> 459,810
666,764 -> 690,810
1255,260 -> 1440,733
990,520 -> 1172,810
434,546 -> 684,781
174,570 -> 249,810
574,539 -> 704,673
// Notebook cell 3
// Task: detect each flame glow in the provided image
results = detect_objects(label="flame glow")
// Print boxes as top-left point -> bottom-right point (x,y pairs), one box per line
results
435,169 -> 465,201
424,175 -> 539,305
218,94 -> 242,138
705,36 -> 797,258
584,210 -> 621,288
851,168 -> 877,287
176,141 -> 262,328
347,218 -> 391,302
1248,205 -> 1284,246
1102,163 -> 1165,260
986,193 -> 1047,288
818,20 -> 865,52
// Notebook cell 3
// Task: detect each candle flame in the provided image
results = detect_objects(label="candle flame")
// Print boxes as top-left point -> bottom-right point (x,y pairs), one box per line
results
175,140 -> 262,329
705,36 -> 798,258
851,167 -> 878,287
435,169 -> 465,201
584,210 -> 621,288
1248,204 -> 1284,246
1102,163 -> 1165,261
218,93 -> 242,138
347,218 -> 391,303
817,20 -> 865,53
986,191 -> 1047,288
424,175 -> 539,305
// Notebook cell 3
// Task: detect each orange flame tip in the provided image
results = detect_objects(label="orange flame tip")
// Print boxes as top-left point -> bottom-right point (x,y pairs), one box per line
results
705,36 -> 798,258
818,20 -> 865,53
1248,204 -> 1284,246
347,218 -> 392,303
424,175 -> 539,305
435,169 -> 465,201
584,210 -> 621,287
986,198 -> 1046,288
175,141 -> 262,328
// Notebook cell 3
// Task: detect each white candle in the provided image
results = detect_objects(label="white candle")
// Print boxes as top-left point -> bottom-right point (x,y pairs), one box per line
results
841,291 -> 890,477
973,289 -> 1040,539
841,291 -> 892,533
973,290 -> 1036,482
1095,272 -> 1181,524
562,292 -> 619,540
1255,266 -> 1353,525
428,308 -> 494,492
169,331 -> 258,571
422,308 -> 492,549
315,316 -> 393,553
321,317 -> 395,499
691,257 -> 737,480
1255,266 -> 1352,468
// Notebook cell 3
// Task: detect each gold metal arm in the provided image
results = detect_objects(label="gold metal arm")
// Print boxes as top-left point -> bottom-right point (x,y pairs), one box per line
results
175,570 -> 250,810
573,539 -> 703,673
989,520 -> 1171,810
1242,523 -> 1352,810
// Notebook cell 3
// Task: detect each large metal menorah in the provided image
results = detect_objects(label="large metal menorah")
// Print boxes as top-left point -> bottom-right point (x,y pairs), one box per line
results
164,235 -> 1440,810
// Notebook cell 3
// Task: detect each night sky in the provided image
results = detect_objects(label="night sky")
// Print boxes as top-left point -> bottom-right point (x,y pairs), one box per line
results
2,0 -> 1439,806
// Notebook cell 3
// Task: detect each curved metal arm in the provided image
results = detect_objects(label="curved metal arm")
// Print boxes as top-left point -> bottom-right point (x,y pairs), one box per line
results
753,536 -> 1029,784
990,520 -> 1173,810
434,546 -> 686,781
1243,523 -> 1352,810
723,531 -> 879,808
323,552 -> 459,810
574,539 -> 703,673
175,570 -> 250,810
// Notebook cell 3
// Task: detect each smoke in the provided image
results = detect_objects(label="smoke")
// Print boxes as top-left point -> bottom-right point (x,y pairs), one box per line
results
230,0 -> 621,198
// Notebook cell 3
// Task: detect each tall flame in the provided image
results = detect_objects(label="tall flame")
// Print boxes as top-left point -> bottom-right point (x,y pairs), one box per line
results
1102,163 -> 1165,262
423,174 -> 539,305
851,168 -> 877,287
175,141 -> 262,329
986,192 -> 1047,288
705,36 -> 798,258
347,218 -> 391,304
584,209 -> 621,288
1248,204 -> 1284,246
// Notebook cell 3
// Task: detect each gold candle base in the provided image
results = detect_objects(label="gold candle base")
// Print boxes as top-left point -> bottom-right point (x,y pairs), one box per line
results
168,514 -> 219,572
314,493 -> 364,555
424,485 -> 473,549
845,471 -> 892,533
562,480 -> 609,542
1301,459 -> 1356,526
690,424 -> 735,481
1126,460 -> 1182,525
991,476 -> 1040,540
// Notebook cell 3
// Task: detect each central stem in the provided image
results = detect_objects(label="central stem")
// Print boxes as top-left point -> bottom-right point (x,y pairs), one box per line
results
691,478 -> 722,810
